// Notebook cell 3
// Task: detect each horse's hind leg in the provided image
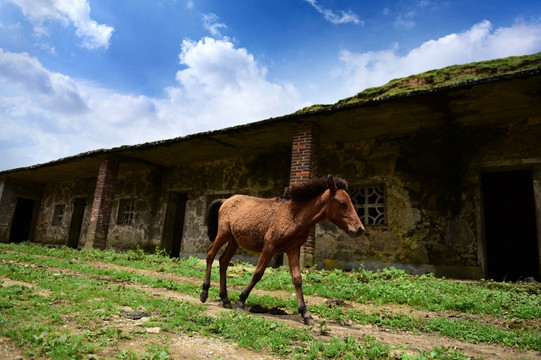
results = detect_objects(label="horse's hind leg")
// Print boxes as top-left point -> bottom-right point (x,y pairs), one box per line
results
218,239 -> 239,308
287,248 -> 314,325
200,232 -> 230,303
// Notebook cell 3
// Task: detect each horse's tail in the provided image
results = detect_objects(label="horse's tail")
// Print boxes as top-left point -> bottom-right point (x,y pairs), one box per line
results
205,199 -> 223,242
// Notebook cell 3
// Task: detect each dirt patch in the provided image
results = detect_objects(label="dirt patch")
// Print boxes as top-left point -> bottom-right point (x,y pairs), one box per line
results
0,337 -> 26,360
0,274 -> 51,298
168,333 -> 273,360
96,308 -> 276,360
98,332 -> 276,360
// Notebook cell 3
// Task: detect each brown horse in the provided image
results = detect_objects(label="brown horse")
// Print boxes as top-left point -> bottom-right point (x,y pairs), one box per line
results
199,175 -> 364,325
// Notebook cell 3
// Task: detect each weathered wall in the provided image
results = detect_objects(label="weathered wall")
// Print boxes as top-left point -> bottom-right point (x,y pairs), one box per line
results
166,150 -> 291,256
95,148 -> 291,254
315,121 -> 541,278
103,168 -> 163,251
34,180 -> 95,247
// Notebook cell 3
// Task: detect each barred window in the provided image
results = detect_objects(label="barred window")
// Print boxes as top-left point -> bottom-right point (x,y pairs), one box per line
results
349,185 -> 386,225
117,199 -> 136,225
52,204 -> 65,226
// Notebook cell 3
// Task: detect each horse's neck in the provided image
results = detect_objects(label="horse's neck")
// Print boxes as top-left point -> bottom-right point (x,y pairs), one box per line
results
292,194 -> 328,227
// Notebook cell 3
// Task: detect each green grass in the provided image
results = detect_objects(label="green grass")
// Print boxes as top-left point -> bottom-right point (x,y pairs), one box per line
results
1,242 -> 540,358
0,260 -> 395,359
309,305 -> 541,351
3,242 -> 540,319
300,267 -> 541,320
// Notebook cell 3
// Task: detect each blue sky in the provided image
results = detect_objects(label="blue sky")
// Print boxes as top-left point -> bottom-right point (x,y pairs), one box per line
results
1,0 -> 540,171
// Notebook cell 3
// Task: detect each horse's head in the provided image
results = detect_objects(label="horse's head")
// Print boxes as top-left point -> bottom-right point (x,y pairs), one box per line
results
325,176 -> 365,237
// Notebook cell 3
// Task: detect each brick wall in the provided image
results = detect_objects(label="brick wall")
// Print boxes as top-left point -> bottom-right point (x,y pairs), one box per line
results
290,123 -> 320,183
289,123 -> 320,266
87,156 -> 119,249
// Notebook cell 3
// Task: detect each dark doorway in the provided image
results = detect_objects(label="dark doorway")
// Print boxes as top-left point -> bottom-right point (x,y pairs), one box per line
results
68,198 -> 86,249
482,171 -> 540,281
162,193 -> 187,257
9,198 -> 36,243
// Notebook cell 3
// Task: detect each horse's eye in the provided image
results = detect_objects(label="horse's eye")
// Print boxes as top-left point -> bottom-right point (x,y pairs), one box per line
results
338,201 -> 346,208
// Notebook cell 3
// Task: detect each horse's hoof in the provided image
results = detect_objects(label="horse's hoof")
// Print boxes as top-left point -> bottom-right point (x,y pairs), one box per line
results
200,292 -> 208,303
304,317 -> 315,326
223,301 -> 232,309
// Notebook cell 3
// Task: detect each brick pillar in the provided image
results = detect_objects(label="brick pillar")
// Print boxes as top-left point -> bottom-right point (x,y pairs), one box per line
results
87,156 -> 119,250
289,123 -> 321,267
290,123 -> 321,183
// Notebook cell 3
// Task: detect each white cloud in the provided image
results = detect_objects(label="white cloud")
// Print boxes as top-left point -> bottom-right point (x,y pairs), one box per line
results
0,48 -> 163,168
0,38 -> 306,169
157,37 -> 306,134
392,0 -> 435,29
304,0 -> 362,25
7,0 -> 114,49
202,13 -> 227,38
336,20 -> 541,95
34,42 -> 57,54
0,48 -> 87,113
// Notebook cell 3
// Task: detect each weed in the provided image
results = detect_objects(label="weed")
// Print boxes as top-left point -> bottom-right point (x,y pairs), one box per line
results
318,320 -> 330,335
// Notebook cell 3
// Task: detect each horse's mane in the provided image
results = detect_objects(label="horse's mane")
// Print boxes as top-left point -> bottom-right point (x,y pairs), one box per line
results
280,176 -> 348,202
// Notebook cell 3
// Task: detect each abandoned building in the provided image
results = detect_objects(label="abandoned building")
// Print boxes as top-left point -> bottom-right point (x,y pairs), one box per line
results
1,66 -> 540,282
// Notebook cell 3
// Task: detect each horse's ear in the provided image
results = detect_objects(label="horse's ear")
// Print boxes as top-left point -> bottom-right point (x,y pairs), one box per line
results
327,175 -> 337,195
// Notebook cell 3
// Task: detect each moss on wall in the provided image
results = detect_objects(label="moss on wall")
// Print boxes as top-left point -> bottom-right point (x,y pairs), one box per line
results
315,121 -> 540,276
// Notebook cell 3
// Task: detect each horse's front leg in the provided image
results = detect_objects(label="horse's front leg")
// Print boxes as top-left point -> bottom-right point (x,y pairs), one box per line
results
287,248 -> 314,325
218,239 -> 239,309
237,248 -> 273,310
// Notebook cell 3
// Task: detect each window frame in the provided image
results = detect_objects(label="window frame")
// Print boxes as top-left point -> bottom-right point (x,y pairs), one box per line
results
116,198 -> 136,226
51,204 -> 66,226
348,183 -> 387,226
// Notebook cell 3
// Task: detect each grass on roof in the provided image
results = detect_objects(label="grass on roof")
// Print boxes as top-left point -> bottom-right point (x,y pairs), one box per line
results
297,52 -> 541,113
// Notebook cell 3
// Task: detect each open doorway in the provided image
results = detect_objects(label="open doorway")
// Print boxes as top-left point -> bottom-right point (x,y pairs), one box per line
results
162,193 -> 187,257
68,198 -> 86,249
9,198 -> 37,243
482,171 -> 540,281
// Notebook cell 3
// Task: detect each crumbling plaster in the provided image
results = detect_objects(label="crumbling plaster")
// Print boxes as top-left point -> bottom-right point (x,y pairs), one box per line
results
33,180 -> 94,247
314,121 -> 541,277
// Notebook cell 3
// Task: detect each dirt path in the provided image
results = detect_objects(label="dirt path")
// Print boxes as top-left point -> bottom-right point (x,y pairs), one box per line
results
1,255 -> 540,359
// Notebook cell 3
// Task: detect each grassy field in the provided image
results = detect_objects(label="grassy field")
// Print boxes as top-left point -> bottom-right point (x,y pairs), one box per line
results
0,242 -> 540,359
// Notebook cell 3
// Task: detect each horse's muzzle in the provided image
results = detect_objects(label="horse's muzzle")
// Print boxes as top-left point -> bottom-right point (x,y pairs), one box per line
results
349,226 -> 365,237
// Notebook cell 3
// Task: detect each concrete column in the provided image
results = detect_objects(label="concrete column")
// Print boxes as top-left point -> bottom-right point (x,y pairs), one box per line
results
289,123 -> 321,267
87,156 -> 119,250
